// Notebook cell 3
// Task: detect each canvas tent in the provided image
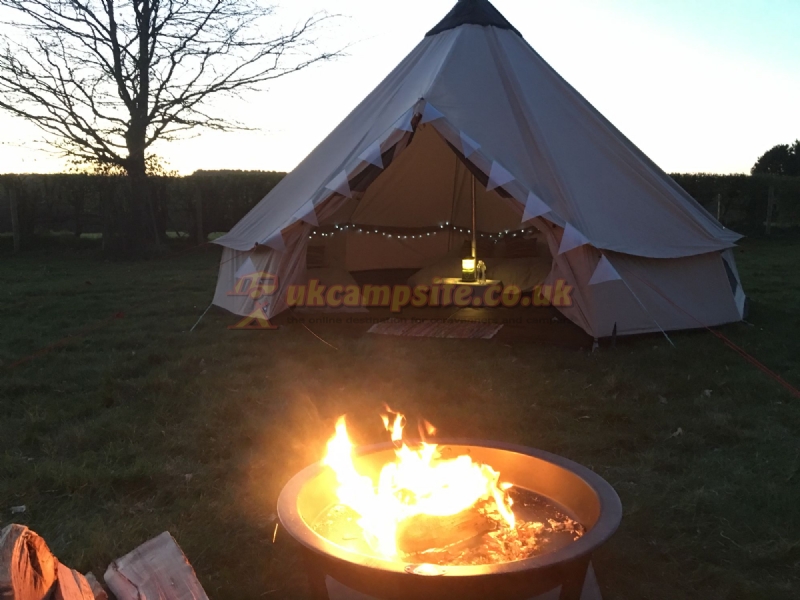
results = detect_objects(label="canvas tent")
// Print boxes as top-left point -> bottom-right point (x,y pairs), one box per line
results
213,0 -> 746,338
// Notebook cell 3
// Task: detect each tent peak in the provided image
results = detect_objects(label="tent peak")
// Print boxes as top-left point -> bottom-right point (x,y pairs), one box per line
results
426,0 -> 521,38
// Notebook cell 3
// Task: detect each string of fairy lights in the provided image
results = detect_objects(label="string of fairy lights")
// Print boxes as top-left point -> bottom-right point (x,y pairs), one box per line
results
308,223 -> 538,243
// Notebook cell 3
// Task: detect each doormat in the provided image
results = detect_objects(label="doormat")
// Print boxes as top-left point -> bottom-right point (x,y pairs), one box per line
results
368,318 -> 503,340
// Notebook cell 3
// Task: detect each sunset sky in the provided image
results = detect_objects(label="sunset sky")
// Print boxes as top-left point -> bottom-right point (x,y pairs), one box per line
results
1,0 -> 799,175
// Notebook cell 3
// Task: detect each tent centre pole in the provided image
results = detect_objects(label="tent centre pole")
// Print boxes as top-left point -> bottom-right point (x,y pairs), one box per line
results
471,174 -> 477,260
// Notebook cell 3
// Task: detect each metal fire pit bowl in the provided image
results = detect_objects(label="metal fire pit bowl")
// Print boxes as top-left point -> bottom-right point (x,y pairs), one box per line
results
278,441 -> 622,600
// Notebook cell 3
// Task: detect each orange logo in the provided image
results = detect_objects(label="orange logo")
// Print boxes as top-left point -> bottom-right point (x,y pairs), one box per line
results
228,302 -> 278,330
228,271 -> 279,330
227,271 -> 279,300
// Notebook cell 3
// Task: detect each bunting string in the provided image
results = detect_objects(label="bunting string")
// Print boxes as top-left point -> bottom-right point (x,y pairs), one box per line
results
308,223 -> 539,243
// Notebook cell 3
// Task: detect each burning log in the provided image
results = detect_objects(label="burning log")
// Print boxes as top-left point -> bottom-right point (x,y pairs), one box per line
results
397,506 -> 493,555
0,524 -> 58,600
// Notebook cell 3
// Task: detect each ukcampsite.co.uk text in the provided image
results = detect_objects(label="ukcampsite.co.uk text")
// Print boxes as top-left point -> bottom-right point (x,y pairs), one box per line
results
285,280 -> 574,313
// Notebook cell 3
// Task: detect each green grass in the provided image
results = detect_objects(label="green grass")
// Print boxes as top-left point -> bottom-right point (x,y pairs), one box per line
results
1,235 -> 799,599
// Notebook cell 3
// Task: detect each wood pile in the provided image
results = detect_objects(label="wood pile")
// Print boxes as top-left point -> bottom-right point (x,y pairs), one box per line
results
52,565 -> 93,600
0,525 -> 207,600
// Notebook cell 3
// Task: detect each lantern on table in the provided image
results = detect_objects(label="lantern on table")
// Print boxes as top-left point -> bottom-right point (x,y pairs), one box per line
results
461,257 -> 476,282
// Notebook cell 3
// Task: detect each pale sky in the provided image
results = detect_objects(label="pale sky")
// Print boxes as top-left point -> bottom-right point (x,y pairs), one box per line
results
1,0 -> 799,175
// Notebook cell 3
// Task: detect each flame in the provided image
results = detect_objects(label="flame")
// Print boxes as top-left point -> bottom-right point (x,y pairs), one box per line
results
418,419 -> 437,441
322,413 -> 515,558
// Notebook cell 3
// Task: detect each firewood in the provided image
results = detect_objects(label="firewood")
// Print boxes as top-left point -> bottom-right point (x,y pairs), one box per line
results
82,574 -> 107,600
0,524 -> 58,600
53,564 -> 93,600
397,507 -> 493,555
103,532 -> 208,600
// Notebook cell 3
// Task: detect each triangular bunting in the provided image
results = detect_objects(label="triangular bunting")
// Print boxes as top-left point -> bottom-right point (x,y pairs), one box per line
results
358,141 -> 384,168
487,161 -> 515,191
324,170 -> 352,198
459,132 -> 480,158
393,109 -> 415,132
261,231 -> 286,252
558,223 -> 590,255
522,191 -> 550,223
589,255 -> 623,285
420,102 -> 445,124
292,200 -> 318,226
235,257 -> 258,279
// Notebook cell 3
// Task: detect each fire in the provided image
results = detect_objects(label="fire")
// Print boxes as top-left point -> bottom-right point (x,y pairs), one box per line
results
322,411 -> 515,558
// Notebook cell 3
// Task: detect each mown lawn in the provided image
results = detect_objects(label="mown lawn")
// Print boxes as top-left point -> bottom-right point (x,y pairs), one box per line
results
1,234 -> 799,599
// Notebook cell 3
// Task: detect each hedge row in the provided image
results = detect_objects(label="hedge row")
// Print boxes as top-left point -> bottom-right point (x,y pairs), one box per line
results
1,172 -> 799,240
670,173 -> 800,232
0,171 -> 286,240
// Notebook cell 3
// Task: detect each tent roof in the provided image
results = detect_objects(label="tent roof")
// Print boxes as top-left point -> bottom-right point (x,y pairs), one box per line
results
426,0 -> 520,38
216,4 -> 741,259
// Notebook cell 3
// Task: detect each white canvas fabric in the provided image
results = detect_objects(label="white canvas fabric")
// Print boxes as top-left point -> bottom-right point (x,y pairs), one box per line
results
213,0 -> 745,337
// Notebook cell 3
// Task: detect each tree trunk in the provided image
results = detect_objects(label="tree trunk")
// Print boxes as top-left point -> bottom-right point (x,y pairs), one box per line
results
112,0 -> 161,259
113,145 -> 161,258
129,169 -> 161,257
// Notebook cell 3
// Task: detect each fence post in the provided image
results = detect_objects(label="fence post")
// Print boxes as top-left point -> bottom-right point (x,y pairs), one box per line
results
766,185 -> 776,236
194,187 -> 204,245
9,186 -> 21,254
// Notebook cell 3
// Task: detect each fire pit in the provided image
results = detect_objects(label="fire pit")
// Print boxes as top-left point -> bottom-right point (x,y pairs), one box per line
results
278,415 -> 622,600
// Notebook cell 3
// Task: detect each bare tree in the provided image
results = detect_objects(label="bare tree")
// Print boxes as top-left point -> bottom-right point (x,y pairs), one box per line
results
0,0 -> 338,256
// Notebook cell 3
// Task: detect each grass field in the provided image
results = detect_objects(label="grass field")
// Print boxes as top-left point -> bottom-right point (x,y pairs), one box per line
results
1,234 -> 799,599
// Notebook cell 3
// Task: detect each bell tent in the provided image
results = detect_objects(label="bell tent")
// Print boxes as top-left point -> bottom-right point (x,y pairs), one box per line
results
212,0 -> 746,338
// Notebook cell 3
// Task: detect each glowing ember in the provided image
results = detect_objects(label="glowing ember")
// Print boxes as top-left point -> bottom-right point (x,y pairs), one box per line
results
322,410 -> 516,558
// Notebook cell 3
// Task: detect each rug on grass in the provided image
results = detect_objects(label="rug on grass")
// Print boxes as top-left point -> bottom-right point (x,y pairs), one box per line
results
368,318 -> 503,339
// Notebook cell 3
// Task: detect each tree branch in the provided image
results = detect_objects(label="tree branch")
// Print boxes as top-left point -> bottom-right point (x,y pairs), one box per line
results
0,0 -> 342,171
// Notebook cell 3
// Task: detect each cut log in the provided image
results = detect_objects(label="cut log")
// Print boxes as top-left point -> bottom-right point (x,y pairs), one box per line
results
82,574 -> 107,600
0,524 -> 58,600
397,507 -> 493,555
53,564 -> 93,600
103,532 -> 208,600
